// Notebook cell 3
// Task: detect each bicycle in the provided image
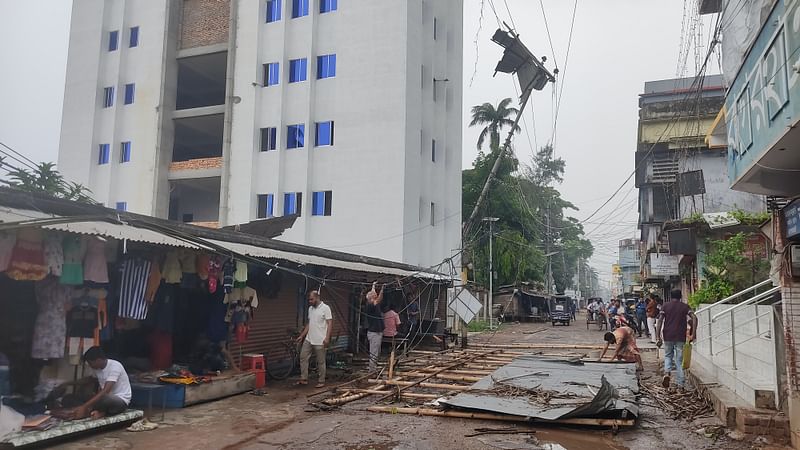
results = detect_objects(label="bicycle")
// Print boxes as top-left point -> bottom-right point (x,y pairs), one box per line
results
266,328 -> 301,380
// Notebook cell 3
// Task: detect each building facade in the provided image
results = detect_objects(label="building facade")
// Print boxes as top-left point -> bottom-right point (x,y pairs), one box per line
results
635,75 -> 765,294
57,0 -> 464,268
618,238 -> 641,294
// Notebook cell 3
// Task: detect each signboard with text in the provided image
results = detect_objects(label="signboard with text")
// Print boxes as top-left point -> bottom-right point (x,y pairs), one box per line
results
786,199 -> 800,241
650,253 -> 679,277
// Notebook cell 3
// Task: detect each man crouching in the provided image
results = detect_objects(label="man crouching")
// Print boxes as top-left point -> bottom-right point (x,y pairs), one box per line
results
71,346 -> 132,419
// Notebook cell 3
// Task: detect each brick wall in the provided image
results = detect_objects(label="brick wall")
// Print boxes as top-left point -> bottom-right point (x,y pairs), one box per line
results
169,156 -> 223,171
180,0 -> 230,49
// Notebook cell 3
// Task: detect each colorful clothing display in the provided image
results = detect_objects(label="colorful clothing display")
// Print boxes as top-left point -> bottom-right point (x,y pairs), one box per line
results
207,256 -> 221,293
196,254 -> 210,280
144,258 -> 162,304
118,257 -> 152,320
6,228 -> 47,281
233,261 -> 248,288
161,251 -> 182,284
43,233 -> 64,276
222,259 -> 235,294
0,230 -> 17,272
59,235 -> 86,285
31,278 -> 72,359
178,249 -> 196,274
83,237 -> 109,283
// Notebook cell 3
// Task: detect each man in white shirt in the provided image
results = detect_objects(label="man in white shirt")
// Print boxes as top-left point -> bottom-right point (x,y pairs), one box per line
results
73,346 -> 131,419
295,290 -> 333,388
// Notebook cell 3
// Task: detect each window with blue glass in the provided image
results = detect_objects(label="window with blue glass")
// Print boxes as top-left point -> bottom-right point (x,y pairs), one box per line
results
320,0 -> 337,13
312,191 -> 332,216
129,26 -> 139,47
315,121 -> 334,146
292,0 -> 309,18
283,192 -> 302,216
257,193 -> 274,218
289,58 -> 307,83
260,127 -> 277,151
115,202 -> 127,212
266,0 -> 281,22
124,83 -> 135,105
109,30 -> 119,51
264,62 -> 280,86
103,87 -> 114,108
98,144 -> 110,165
287,124 -> 305,148
317,54 -> 336,79
120,141 -> 131,163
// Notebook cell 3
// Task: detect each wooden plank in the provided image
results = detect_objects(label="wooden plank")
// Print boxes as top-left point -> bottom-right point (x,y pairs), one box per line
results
183,372 -> 255,406
470,344 -> 604,350
340,389 -> 440,400
368,379 -> 471,391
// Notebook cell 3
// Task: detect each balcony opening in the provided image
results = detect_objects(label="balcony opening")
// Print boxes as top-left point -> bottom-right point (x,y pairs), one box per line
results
172,114 -> 223,163
168,177 -> 220,226
176,52 -> 227,110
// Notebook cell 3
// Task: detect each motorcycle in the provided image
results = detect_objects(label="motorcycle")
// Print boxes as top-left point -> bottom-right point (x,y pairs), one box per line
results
614,310 -> 642,336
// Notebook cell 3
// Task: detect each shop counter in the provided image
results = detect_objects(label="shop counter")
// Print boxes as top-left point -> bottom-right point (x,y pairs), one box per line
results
0,410 -> 143,448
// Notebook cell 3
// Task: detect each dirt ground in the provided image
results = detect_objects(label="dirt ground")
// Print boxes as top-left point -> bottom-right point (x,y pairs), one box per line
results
51,313 -> 789,450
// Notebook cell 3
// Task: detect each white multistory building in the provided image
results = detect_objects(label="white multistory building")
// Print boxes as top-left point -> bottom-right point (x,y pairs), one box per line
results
58,0 -> 464,268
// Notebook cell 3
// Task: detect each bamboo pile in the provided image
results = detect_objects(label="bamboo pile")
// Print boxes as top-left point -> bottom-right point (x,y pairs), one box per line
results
639,382 -> 715,421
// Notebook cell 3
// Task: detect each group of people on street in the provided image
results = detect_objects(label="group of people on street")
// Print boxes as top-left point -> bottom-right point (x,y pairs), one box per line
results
598,289 -> 697,388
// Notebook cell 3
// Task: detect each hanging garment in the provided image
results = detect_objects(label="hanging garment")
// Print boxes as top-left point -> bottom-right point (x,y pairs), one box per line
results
233,261 -> 248,288
196,254 -> 210,280
83,237 -> 109,283
144,257 -> 162,304
67,337 -> 94,366
43,233 -> 64,276
161,251 -> 182,284
118,257 -> 152,320
31,277 -> 72,359
59,235 -> 86,285
6,228 -> 47,281
222,259 -> 235,294
0,230 -> 17,272
235,323 -> 249,343
97,297 -> 109,343
149,329 -> 173,370
207,256 -> 222,293
178,249 -> 196,274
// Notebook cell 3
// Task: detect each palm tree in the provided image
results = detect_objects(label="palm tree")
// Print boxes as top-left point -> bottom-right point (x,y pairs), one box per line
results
469,98 -> 521,151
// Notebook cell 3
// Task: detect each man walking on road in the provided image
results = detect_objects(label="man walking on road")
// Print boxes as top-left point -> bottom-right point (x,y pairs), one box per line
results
295,290 -> 333,388
646,293 -> 659,343
656,289 -> 697,389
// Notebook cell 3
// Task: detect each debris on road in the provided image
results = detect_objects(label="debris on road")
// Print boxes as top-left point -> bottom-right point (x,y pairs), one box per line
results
639,382 -> 715,421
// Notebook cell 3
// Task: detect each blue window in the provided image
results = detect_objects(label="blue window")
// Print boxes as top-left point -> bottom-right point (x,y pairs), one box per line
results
115,202 -> 127,211
287,124 -> 305,148
266,0 -> 281,22
129,26 -> 139,47
120,141 -> 131,163
264,62 -> 280,86
98,144 -> 110,165
317,54 -> 336,79
109,30 -> 119,51
283,192 -> 302,216
260,127 -> 277,151
320,0 -> 337,13
289,58 -> 307,83
315,121 -> 334,146
431,139 -> 436,162
103,86 -> 114,108
292,0 -> 309,18
312,191 -> 332,216
124,83 -> 135,105
257,194 -> 274,218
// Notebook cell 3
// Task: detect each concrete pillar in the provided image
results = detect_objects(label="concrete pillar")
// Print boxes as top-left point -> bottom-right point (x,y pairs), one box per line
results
776,208 -> 800,448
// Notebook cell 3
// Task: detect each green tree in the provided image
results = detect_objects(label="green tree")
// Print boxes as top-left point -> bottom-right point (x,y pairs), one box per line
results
1,157 -> 95,203
469,98 -> 520,151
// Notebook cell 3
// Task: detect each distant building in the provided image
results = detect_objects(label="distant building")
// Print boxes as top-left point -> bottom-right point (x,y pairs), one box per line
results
618,238 -> 640,294
635,74 -> 765,295
57,0 -> 464,268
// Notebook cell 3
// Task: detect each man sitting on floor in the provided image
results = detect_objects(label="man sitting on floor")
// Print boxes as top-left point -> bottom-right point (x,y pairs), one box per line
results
71,346 -> 132,419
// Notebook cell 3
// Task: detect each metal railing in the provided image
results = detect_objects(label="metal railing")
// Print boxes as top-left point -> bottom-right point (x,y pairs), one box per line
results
695,283 -> 780,370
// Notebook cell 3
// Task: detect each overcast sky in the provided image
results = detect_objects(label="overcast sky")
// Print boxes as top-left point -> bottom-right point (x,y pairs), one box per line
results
0,1 -> 707,284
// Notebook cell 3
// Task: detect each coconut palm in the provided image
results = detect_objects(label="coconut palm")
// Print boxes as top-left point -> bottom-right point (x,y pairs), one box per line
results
469,98 -> 521,151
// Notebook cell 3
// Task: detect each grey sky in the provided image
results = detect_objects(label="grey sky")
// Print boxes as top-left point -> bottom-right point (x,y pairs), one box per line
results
0,1 -> 702,284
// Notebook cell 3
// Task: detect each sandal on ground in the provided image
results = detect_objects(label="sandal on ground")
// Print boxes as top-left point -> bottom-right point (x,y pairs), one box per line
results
315,383 -> 325,388
293,380 -> 308,386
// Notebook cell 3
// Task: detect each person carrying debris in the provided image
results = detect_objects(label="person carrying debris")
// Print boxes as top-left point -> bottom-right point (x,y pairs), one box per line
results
365,282 -> 385,372
599,326 -> 643,371
656,289 -> 697,389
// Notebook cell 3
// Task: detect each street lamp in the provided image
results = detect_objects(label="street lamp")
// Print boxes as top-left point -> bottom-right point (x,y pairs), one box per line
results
482,217 -> 499,329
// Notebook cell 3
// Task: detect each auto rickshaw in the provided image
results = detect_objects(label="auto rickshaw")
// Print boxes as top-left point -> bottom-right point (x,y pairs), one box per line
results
550,295 -> 573,326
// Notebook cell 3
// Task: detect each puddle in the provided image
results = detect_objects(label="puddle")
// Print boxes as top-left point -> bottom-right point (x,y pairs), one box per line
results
535,429 -> 627,450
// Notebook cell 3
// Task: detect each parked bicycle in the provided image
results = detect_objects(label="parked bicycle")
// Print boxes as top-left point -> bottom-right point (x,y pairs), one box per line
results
266,328 -> 301,380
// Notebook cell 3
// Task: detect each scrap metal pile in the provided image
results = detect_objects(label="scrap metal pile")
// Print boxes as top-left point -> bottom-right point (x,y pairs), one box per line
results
319,345 -> 640,429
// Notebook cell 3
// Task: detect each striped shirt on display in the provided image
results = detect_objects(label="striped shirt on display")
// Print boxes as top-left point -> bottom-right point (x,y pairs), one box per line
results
118,257 -> 152,320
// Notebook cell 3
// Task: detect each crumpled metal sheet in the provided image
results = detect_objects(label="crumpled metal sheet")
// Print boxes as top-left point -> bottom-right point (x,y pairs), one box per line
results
441,356 -> 639,421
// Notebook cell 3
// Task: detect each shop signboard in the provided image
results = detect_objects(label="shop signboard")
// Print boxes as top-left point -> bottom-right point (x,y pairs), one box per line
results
786,199 -> 800,241
650,253 -> 679,277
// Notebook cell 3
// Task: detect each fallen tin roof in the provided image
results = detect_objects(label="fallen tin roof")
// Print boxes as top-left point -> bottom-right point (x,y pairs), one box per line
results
441,356 -> 639,422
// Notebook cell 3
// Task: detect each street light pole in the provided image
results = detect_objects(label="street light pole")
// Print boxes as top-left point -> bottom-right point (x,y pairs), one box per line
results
483,217 -> 499,329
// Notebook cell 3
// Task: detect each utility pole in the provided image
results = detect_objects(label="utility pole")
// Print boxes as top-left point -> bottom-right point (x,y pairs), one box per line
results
483,217 -> 499,329
546,208 -> 552,294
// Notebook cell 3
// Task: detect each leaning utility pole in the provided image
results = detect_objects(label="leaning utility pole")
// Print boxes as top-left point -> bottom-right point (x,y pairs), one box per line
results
462,26 -> 557,239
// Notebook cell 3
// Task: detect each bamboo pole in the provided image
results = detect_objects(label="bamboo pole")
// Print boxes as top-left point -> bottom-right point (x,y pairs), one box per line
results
368,379 -> 471,391
339,389 -> 440,399
392,372 -> 482,383
469,344 -> 604,350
